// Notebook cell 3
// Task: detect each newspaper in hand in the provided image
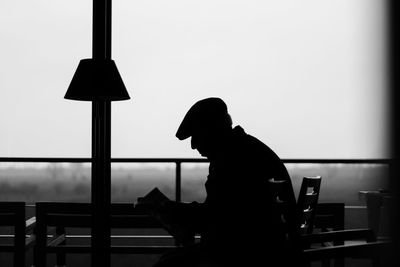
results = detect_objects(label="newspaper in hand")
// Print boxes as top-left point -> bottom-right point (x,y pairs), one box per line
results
137,187 -> 170,206
136,187 -> 171,221
137,188 -> 194,245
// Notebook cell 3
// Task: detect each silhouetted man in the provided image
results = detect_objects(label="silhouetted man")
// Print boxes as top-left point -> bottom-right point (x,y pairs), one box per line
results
153,97 -> 297,267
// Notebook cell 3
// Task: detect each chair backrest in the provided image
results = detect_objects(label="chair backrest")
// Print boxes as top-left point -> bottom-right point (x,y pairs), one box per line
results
34,202 -> 174,267
35,202 -> 163,229
267,178 -> 299,249
297,176 -> 322,234
0,201 -> 32,267
0,202 -> 27,246
0,202 -> 25,228
267,178 -> 306,267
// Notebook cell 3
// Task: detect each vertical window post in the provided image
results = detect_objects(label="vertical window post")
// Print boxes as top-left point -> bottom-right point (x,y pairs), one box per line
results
176,161 -> 181,202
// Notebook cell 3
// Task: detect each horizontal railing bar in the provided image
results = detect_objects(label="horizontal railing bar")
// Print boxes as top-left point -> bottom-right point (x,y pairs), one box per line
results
113,158 -> 208,163
0,157 -> 92,163
282,159 -> 392,164
22,204 -> 367,209
0,157 -> 392,164
0,234 -> 199,240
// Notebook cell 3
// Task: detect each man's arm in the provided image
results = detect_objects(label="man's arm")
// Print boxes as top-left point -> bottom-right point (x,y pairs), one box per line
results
157,201 -> 206,245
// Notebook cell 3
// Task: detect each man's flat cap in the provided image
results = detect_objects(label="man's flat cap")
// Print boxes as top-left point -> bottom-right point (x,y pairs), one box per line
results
176,97 -> 228,140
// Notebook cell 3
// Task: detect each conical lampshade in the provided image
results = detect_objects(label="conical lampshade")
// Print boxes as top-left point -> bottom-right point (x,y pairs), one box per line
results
65,58 -> 130,101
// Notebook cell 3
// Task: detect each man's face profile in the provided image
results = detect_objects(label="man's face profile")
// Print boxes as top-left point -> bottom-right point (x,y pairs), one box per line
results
190,129 -> 214,158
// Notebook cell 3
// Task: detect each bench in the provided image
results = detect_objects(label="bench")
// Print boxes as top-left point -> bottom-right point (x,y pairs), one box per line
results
0,202 -> 36,267
34,202 -> 179,267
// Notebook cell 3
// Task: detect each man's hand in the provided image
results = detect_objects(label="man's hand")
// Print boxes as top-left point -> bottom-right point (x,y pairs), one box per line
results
136,198 -> 165,219
136,200 -> 196,246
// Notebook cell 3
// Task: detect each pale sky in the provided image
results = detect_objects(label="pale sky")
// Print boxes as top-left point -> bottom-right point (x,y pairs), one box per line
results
0,0 -> 388,159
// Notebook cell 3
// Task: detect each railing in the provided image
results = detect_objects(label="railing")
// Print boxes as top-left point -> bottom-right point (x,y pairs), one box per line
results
0,157 -> 392,202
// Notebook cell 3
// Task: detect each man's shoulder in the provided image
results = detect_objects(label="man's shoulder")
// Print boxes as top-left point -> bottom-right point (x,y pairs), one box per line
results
232,126 -> 279,158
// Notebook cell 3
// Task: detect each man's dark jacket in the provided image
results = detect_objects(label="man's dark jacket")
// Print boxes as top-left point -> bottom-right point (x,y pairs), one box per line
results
166,126 -> 297,265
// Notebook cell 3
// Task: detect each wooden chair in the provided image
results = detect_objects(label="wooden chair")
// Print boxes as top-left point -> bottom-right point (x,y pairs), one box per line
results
297,176 -> 322,234
296,177 -> 346,239
301,228 -> 392,267
267,178 -> 304,266
0,202 -> 36,267
267,178 -> 392,267
296,176 -> 345,266
33,202 -> 177,267
296,176 -> 391,267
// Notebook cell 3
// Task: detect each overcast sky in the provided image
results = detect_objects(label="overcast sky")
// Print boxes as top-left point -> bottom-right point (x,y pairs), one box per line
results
0,0 -> 388,159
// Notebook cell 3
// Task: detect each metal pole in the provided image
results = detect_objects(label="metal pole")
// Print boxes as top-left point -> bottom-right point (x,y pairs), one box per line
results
175,162 -> 181,202
91,0 -> 112,266
174,161 -> 181,247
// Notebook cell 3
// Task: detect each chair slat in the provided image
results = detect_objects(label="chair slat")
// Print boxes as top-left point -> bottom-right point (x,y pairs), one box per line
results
44,214 -> 163,228
111,215 -> 162,228
45,245 -> 176,254
303,241 -> 391,261
110,245 -> 177,254
34,201 -> 182,267
0,202 -> 25,213
301,176 -> 322,187
0,244 -> 16,252
0,201 -> 34,267
25,235 -> 36,248
37,202 -> 91,214
45,214 -> 91,227
301,229 -> 377,245
25,217 -> 36,231
0,214 -> 18,226
299,193 -> 319,208
300,208 -> 314,222
47,234 -> 67,247
296,176 -> 322,234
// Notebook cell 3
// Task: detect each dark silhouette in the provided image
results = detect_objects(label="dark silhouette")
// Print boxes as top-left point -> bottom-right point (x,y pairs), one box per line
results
145,97 -> 298,267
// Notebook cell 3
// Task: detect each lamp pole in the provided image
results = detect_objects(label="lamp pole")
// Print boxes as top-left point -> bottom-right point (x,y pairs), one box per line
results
92,0 -> 112,266
66,0 -> 129,264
